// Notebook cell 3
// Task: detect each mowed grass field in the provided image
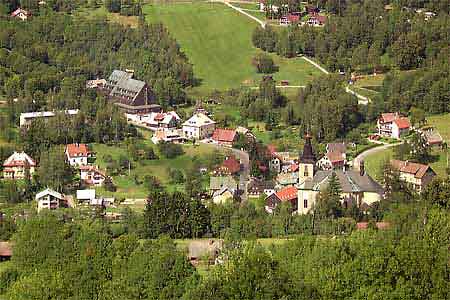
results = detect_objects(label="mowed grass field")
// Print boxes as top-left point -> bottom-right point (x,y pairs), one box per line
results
143,3 -> 322,92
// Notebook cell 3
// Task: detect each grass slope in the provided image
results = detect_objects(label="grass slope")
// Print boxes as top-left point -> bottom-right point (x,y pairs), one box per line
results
428,113 -> 450,142
143,2 -> 321,92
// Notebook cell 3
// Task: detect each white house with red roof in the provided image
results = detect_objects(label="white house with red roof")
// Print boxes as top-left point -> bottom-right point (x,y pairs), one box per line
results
377,113 -> 411,139
2,151 -> 36,179
212,128 -> 237,146
11,8 -> 30,21
318,142 -> 347,170
127,111 -> 181,131
80,165 -> 106,186
65,144 -> 94,167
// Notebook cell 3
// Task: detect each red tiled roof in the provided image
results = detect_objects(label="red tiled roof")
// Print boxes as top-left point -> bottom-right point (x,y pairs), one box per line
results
276,186 -> 298,201
289,163 -> 299,172
154,113 -> 165,121
315,15 -> 327,23
212,129 -> 237,143
66,144 -> 90,158
287,14 -> 300,22
356,222 -> 391,230
11,8 -> 29,17
393,117 -> 411,129
222,156 -> 240,174
380,112 -> 399,123
390,159 -> 434,179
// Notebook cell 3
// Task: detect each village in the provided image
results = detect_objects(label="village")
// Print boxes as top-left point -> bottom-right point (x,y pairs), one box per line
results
0,0 -> 449,298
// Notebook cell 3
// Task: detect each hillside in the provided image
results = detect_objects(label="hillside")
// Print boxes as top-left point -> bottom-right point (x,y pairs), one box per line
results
143,2 -> 322,92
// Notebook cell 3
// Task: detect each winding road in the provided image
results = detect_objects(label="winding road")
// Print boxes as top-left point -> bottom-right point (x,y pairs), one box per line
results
351,142 -> 401,170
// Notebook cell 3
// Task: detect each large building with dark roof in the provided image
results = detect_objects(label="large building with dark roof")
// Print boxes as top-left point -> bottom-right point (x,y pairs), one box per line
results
297,135 -> 384,214
102,70 -> 161,114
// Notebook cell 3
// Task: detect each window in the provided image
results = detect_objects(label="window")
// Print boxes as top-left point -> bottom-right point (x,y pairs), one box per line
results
304,199 -> 308,208
304,166 -> 309,177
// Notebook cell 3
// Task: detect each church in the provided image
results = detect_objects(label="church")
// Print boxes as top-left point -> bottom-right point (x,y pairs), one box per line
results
297,135 -> 384,214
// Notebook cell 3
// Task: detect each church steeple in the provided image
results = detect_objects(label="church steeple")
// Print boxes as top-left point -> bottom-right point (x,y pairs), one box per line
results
298,133 -> 316,182
300,134 -> 316,164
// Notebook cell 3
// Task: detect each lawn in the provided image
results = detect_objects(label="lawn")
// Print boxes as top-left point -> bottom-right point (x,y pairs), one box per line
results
143,2 -> 322,92
229,2 -> 259,10
427,113 -> 450,141
91,141 -> 219,199
75,5 -> 139,27
365,146 -> 448,181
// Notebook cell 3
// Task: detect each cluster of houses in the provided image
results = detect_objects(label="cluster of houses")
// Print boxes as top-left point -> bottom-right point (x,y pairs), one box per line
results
257,1 -> 327,27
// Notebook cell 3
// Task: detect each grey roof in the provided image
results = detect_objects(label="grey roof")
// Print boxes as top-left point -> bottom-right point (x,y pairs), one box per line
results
210,176 -> 238,191
248,178 -> 275,191
107,70 -> 146,102
327,143 -> 347,154
301,170 -> 383,195
188,240 -> 223,259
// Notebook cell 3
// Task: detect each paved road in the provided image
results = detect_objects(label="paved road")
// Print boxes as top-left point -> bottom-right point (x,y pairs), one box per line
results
351,142 -> 401,170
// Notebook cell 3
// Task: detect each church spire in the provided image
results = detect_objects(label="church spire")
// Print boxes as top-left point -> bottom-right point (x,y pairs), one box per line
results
300,133 -> 316,164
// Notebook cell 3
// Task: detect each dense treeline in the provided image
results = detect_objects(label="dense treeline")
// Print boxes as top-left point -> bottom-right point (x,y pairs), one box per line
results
1,202 -> 449,299
253,1 -> 449,73
0,10 -> 194,109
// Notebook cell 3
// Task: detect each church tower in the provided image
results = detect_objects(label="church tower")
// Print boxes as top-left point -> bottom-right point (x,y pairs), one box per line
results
298,134 -> 316,183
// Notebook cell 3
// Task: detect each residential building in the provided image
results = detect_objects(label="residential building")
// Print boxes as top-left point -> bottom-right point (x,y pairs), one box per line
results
422,129 -> 443,147
102,70 -> 161,114
247,177 -> 275,197
2,151 -> 36,179
76,189 -> 96,203
307,15 -> 327,26
127,111 -> 181,130
36,188 -> 66,212
265,186 -> 298,213
215,156 -> 241,175
182,113 -> 216,140
318,143 -> 347,170
377,113 -> 411,139
212,128 -> 237,146
297,137 -> 383,215
11,8 -> 29,20
65,143 -> 94,167
151,128 -> 185,144
210,176 -> 238,193
390,160 -> 436,193
80,165 -> 107,186
86,79 -> 106,89
212,187 -> 236,204
19,109 -> 79,128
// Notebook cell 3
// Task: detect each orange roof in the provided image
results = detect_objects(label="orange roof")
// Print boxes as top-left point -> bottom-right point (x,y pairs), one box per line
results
276,186 -> 298,201
212,128 -> 237,143
393,117 -> 410,129
79,165 -> 106,177
66,144 -> 90,158
380,112 -> 399,123
390,160 -> 434,179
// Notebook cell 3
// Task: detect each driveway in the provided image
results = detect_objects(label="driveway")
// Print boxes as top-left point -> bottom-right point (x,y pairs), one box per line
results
351,142 -> 401,170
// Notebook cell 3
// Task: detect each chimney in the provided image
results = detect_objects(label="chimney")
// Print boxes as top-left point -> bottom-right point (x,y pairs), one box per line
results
359,160 -> 365,176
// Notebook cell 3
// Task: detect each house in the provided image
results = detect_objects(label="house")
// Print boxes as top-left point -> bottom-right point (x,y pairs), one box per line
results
307,15 -> 327,26
76,189 -> 96,203
390,160 -> 436,193
11,8 -> 29,20
247,177 -> 275,197
265,186 -> 298,213
377,113 -> 411,139
318,143 -> 347,170
36,188 -> 66,212
80,165 -> 107,186
275,171 -> 299,188
356,222 -> 391,230
422,129 -> 443,147
0,242 -> 12,261
19,109 -> 79,128
2,151 -> 36,179
65,144 -> 94,167
280,13 -> 300,25
210,176 -> 238,193
297,135 -> 383,214
188,240 -> 223,265
86,79 -> 106,89
151,128 -> 185,144
212,128 -> 237,146
182,113 -> 216,140
127,111 -> 181,130
212,187 -> 236,204
102,70 -> 161,114
215,156 -> 241,175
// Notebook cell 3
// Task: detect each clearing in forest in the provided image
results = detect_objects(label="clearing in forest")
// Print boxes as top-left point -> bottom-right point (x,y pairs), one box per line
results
143,2 -> 322,92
